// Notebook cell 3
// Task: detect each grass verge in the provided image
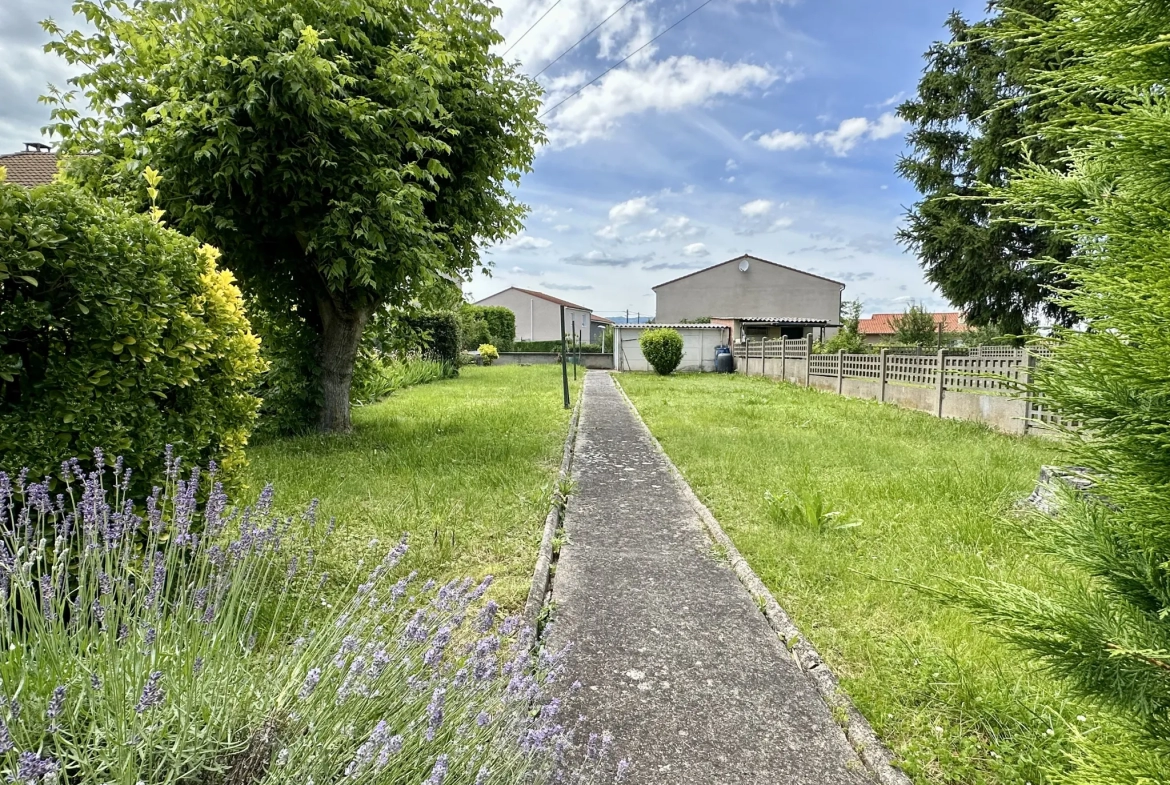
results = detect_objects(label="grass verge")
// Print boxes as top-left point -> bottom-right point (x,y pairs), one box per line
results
617,372 -> 1114,785
247,364 -> 582,608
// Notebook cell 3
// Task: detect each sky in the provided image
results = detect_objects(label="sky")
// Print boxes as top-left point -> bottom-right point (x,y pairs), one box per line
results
0,0 -> 989,319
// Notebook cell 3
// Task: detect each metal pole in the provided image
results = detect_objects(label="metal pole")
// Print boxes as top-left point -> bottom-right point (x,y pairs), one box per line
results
560,305 -> 570,409
571,318 -> 577,380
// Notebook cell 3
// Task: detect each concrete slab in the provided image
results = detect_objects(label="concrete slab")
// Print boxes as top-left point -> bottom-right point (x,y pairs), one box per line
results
548,372 -> 869,784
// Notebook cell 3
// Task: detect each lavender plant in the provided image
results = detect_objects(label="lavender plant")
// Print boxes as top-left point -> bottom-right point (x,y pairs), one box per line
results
0,450 -> 625,784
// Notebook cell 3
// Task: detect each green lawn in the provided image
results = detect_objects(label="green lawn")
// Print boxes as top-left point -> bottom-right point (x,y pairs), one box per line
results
618,372 -> 1108,785
246,364 -> 581,607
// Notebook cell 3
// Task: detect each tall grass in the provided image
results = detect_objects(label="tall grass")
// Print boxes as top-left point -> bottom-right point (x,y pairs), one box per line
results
618,373 -> 1117,785
0,450 -> 623,784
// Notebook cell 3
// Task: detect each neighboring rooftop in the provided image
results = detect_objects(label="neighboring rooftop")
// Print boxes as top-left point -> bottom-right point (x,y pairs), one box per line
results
477,286 -> 593,312
713,316 -> 838,326
858,312 -> 970,335
590,314 -> 615,325
0,144 -> 59,188
612,323 -> 729,329
652,254 -> 847,290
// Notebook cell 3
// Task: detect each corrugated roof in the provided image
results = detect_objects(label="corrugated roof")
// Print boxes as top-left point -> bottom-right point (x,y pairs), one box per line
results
652,254 -> 846,290
0,151 -> 59,187
714,316 -> 835,325
613,323 -> 730,329
476,286 -> 592,312
858,312 -> 970,335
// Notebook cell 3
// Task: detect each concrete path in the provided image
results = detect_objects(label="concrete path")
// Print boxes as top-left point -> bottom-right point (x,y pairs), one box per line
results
549,372 -> 868,784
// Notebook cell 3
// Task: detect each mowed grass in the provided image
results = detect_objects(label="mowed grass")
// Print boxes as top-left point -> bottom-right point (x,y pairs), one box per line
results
618,372 -> 1109,785
247,364 -> 582,608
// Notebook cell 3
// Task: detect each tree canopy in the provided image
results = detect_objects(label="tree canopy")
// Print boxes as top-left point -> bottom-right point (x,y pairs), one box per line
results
896,0 -> 1075,334
44,0 -> 544,431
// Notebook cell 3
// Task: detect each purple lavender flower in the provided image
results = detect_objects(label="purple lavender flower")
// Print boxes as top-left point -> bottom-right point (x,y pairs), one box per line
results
426,688 -> 445,741
616,758 -> 630,782
135,671 -> 165,713
46,685 -> 65,728
144,551 -> 165,609
425,755 -> 449,785
98,572 -> 112,596
90,674 -> 101,691
39,574 -> 55,622
299,668 -> 322,700
476,711 -> 491,727
424,625 -> 453,668
193,657 -> 204,676
475,766 -> 490,785
404,609 -> 429,643
475,601 -> 499,633
11,751 -> 58,783
144,627 -> 157,647
0,718 -> 12,753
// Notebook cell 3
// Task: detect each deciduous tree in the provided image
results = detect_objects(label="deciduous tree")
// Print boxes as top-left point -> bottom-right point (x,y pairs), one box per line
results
44,0 -> 543,431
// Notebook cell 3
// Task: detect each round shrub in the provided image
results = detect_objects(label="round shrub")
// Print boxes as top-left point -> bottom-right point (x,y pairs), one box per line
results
639,328 -> 684,375
0,180 -> 264,488
478,343 -> 499,365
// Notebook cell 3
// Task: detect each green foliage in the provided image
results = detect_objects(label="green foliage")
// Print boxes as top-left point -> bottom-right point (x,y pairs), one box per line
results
249,302 -> 322,440
896,1 -> 1075,334
479,306 -> 516,351
951,4 -> 1170,781
815,300 -> 870,354
400,312 -> 463,367
601,325 -> 614,354
478,344 -> 499,365
0,180 -> 262,487
350,355 -> 451,406
891,305 -> 941,347
459,307 -> 493,351
763,489 -> 860,533
45,0 -> 544,431
513,340 -> 603,353
639,328 -> 684,375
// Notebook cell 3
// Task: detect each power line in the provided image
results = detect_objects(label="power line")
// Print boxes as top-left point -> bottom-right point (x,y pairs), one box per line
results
532,0 -> 639,79
503,0 -> 566,56
538,0 -> 719,119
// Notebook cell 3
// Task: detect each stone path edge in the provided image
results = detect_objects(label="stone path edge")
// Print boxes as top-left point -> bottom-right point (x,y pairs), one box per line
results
612,376 -> 913,785
523,396 -> 582,629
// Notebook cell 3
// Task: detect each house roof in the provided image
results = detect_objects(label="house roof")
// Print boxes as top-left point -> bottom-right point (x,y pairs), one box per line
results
858,312 -> 970,335
651,254 -> 846,290
0,150 -> 59,187
476,286 -> 592,312
590,314 -> 614,325
613,323 -> 729,330
714,316 -> 837,326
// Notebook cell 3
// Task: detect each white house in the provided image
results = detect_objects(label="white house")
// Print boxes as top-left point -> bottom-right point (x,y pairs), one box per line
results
653,255 -> 844,339
475,287 -> 592,344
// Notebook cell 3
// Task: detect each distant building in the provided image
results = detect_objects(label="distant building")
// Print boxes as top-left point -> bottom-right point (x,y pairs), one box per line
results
857,312 -> 971,345
589,314 -> 613,345
652,255 -> 844,340
474,287 -> 593,344
0,143 -> 59,187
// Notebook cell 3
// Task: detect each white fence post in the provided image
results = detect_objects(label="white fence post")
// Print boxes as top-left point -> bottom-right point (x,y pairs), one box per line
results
936,349 -> 946,417
879,348 -> 888,403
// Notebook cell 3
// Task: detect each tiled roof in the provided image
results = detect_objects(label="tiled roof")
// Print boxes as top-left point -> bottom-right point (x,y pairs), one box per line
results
858,312 -> 970,335
478,287 -> 592,312
0,151 -> 59,187
590,314 -> 615,324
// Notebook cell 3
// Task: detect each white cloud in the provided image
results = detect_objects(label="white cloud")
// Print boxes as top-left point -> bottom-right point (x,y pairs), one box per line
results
495,0 -> 654,73
740,199 -> 774,217
554,224 -> 572,232
595,224 -> 621,240
634,215 -> 701,242
725,158 -> 738,171
608,196 -> 657,225
545,56 -> 780,147
756,111 -> 907,156
499,234 -> 552,251
563,250 -> 654,267
682,242 -> 710,258
757,130 -> 810,151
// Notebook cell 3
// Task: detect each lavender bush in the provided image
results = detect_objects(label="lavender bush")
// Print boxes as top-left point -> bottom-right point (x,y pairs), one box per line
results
0,451 -> 625,784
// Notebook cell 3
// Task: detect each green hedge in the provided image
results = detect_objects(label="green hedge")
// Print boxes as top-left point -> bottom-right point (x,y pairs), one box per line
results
0,181 -> 263,487
512,340 -> 604,353
458,304 -> 515,351
402,311 -> 462,366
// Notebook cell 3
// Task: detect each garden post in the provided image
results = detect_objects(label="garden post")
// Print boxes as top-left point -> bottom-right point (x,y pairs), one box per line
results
805,334 -> 814,387
936,349 -> 945,417
837,349 -> 845,395
780,338 -> 787,381
879,348 -> 888,403
762,339 -> 767,377
560,305 -> 570,409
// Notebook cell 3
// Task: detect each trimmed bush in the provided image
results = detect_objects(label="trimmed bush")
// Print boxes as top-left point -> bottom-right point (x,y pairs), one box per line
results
0,458 -> 624,782
401,312 -> 462,368
513,340 -> 603,353
479,306 -> 516,351
0,180 -> 263,487
639,328 -> 684,375
478,343 -> 499,365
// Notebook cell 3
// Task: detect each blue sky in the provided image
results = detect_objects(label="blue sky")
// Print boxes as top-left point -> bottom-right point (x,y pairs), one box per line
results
0,0 -> 987,319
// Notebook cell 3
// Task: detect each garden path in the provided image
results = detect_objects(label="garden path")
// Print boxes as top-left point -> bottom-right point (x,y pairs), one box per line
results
548,372 -> 869,784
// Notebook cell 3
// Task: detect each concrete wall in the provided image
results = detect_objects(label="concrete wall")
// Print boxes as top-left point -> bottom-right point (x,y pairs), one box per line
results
736,355 -> 1033,436
654,258 -> 843,329
476,288 -> 590,343
614,326 -> 731,373
495,352 -> 614,370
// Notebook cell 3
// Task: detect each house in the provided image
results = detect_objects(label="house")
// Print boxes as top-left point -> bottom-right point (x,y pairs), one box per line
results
589,314 -> 613,345
653,255 -> 845,340
857,312 -> 971,345
0,144 -> 59,187
474,287 -> 593,344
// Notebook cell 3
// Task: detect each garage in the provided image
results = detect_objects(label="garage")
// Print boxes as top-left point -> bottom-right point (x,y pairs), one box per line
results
612,323 -> 732,373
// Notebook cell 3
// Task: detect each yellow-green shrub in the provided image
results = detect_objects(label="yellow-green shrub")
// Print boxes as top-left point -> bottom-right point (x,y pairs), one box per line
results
478,343 -> 499,365
0,179 -> 264,488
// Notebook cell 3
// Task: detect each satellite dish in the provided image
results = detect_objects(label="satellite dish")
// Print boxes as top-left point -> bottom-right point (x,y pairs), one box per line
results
738,259 -> 750,272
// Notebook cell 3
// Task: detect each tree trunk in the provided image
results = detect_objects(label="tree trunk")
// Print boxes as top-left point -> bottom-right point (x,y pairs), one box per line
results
315,293 -> 371,433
